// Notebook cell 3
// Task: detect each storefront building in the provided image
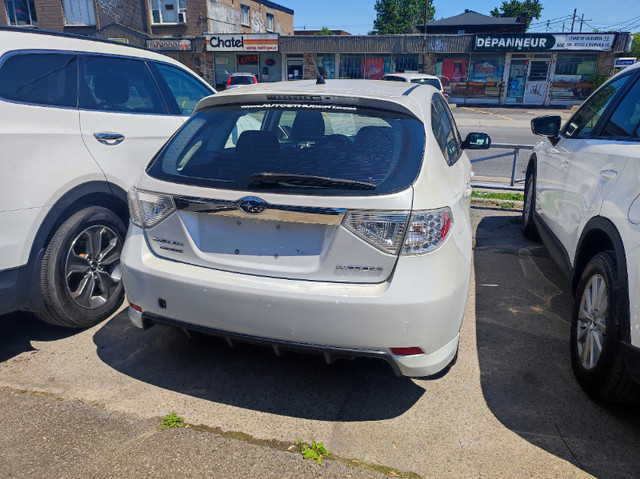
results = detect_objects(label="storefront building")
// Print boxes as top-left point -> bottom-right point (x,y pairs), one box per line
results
277,32 -> 632,107
205,33 -> 283,87
143,31 -> 630,106
434,33 -> 620,106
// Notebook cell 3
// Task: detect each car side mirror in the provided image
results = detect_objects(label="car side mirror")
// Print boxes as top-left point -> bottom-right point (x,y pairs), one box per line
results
531,115 -> 561,137
462,132 -> 491,150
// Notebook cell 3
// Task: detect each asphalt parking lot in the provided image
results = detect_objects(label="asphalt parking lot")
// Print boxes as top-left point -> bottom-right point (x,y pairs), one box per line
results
1,204 -> 639,478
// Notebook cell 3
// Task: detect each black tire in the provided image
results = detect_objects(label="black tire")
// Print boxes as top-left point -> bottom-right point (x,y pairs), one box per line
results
522,167 -> 539,240
36,206 -> 126,328
570,252 -> 640,403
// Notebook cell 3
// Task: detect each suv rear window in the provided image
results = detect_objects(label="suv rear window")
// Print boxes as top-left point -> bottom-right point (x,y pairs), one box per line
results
147,104 -> 426,196
230,76 -> 255,85
411,78 -> 442,89
0,52 -> 77,107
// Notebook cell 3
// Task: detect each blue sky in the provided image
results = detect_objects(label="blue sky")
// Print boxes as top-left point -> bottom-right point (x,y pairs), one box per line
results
284,0 -> 640,35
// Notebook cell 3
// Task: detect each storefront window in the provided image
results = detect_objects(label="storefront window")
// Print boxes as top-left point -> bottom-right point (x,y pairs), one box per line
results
551,54 -> 597,102
392,54 -> 419,73
468,55 -> 504,98
214,53 -> 235,90
260,54 -> 281,82
364,55 -> 390,79
317,54 -> 335,79
339,54 -> 365,79
439,56 -> 469,98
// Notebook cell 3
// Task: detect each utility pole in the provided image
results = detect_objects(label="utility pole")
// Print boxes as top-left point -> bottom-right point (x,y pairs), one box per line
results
580,14 -> 584,33
570,9 -> 576,33
422,0 -> 428,74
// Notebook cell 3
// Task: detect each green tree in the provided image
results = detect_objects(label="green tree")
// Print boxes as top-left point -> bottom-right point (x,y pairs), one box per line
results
631,32 -> 640,59
370,0 -> 435,35
490,0 -> 543,30
313,27 -> 335,36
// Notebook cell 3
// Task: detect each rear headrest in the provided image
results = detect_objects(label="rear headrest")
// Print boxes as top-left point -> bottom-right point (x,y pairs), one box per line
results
290,111 -> 325,142
235,130 -> 280,158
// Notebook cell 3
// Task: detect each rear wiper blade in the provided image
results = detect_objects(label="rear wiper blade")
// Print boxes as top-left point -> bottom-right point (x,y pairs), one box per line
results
252,172 -> 376,190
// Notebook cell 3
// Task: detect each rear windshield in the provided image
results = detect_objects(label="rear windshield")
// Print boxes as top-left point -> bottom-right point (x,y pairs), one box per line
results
147,103 -> 426,196
411,78 -> 441,89
230,76 -> 254,85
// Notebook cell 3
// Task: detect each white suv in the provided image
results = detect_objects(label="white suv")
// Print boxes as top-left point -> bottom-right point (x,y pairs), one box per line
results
121,79 -> 491,377
0,28 -> 215,327
381,73 -> 448,100
523,62 -> 640,402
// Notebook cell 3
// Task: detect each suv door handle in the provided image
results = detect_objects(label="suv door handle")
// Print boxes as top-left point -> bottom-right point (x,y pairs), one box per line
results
94,132 -> 125,145
600,169 -> 618,180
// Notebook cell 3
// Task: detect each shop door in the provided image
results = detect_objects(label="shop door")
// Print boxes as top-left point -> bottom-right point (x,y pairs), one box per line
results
523,60 -> 549,105
287,59 -> 303,80
506,59 -> 528,104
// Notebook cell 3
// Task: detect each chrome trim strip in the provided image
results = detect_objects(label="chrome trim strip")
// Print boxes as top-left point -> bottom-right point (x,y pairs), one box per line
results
174,196 -> 346,225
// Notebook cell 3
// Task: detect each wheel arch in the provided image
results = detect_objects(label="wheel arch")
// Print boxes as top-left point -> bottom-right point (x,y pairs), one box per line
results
23,181 -> 129,311
572,216 -> 630,342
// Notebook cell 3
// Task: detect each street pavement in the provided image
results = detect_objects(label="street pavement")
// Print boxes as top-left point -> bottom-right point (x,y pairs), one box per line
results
1,205 -> 639,479
453,106 -> 575,180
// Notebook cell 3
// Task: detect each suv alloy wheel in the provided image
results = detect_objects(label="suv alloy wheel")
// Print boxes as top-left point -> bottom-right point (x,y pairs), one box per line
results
571,252 -> 640,402
37,207 -> 126,328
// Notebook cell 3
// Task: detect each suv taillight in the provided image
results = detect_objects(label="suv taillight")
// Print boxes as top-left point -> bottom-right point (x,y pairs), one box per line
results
343,207 -> 453,256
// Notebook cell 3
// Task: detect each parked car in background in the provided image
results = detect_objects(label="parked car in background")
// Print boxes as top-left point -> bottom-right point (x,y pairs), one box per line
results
0,27 -> 215,328
122,79 -> 491,377
523,61 -> 640,402
226,72 -> 258,89
381,73 -> 448,100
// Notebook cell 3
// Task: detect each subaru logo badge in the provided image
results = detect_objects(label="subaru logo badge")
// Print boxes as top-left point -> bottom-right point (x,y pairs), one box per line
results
237,196 -> 268,215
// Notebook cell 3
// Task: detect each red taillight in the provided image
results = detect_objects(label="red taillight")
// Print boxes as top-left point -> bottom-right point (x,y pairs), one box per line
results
227,77 -> 232,86
129,302 -> 142,312
253,76 -> 258,83
391,347 -> 424,356
441,212 -> 452,239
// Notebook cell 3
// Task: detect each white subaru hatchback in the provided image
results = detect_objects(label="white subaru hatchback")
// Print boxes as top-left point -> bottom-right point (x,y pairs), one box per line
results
122,79 -> 490,377
523,61 -> 640,402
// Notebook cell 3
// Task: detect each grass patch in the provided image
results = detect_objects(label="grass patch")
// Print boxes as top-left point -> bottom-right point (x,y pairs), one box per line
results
500,201 -> 517,210
472,191 -> 523,201
160,411 -> 185,430
298,438 -> 330,466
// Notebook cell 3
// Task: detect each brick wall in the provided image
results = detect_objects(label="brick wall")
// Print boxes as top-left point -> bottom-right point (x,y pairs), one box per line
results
34,0 -> 65,31
205,0 -> 293,35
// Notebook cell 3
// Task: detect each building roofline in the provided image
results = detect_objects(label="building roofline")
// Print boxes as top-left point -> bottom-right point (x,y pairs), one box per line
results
256,0 -> 294,15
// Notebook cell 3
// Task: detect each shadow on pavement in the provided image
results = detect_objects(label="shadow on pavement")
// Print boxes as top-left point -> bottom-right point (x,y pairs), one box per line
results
93,312 -> 425,422
0,311 -> 80,362
474,211 -> 640,478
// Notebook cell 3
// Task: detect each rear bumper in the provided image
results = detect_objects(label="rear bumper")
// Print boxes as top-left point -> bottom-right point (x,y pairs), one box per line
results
121,226 -> 471,377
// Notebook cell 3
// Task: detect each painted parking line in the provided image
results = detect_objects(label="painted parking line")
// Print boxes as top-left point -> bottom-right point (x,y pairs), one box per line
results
461,107 -> 514,121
